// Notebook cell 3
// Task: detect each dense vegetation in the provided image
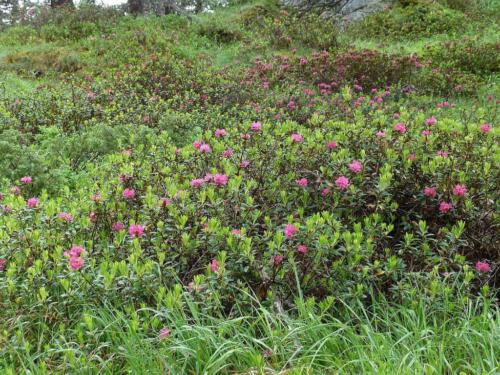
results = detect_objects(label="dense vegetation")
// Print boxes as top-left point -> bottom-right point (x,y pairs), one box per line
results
0,0 -> 499,373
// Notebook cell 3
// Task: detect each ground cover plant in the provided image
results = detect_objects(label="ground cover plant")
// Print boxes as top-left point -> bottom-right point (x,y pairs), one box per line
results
0,0 -> 499,373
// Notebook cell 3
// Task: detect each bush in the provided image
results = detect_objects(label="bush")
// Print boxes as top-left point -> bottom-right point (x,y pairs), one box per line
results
350,3 -> 466,40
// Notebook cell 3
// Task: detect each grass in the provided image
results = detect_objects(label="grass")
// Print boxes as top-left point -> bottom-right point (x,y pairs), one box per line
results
2,292 -> 498,374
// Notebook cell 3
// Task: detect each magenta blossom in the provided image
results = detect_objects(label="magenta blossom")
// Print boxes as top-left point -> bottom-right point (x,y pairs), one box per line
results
394,123 -> 406,134
422,129 -> 431,137
222,149 -> 233,158
437,150 -> 448,158
327,141 -> 337,149
0,192 -> 3,201
423,186 -> 437,198
231,229 -> 242,236
453,184 -> 467,196
90,193 -> 101,202
214,128 -> 227,138
160,197 -> 172,207
199,144 -> 211,154
439,201 -> 453,214
190,179 -> 205,188
321,188 -> 330,196
475,261 -> 490,273
193,140 -> 202,149
425,117 -> 437,126
69,256 -> 84,270
480,123 -> 491,134
349,160 -> 363,174
122,188 -> 135,199
376,131 -> 386,138
27,197 -> 39,208
20,176 -> 32,184
214,174 -> 228,186
240,160 -> 250,169
291,133 -> 303,143
284,224 -> 298,239
407,153 -> 416,161
59,212 -> 73,222
272,255 -> 284,266
129,224 -> 145,237
159,328 -> 170,340
297,245 -> 308,254
240,133 -> 251,140
112,222 -> 125,232
0,258 -> 6,272
250,121 -> 262,132
296,178 -> 308,187
89,212 -> 97,222
335,176 -> 350,190
210,259 -> 219,273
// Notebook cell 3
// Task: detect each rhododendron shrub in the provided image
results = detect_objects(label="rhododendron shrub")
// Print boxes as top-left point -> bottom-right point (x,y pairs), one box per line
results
0,100 -> 497,316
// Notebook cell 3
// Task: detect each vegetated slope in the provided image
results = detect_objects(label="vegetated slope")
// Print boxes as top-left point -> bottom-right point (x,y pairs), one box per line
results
0,1 -> 499,373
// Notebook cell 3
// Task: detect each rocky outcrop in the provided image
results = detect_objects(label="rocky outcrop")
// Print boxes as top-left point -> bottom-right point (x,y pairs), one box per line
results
282,0 -> 395,22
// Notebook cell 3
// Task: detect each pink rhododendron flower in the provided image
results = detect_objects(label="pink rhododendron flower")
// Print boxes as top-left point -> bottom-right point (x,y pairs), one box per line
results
240,133 -> 251,140
27,197 -> 39,208
91,193 -> 101,202
2,205 -> 12,213
393,113 -> 400,119
20,176 -> 32,184
59,212 -> 73,222
425,117 -> 437,126
87,91 -> 94,100
296,178 -> 308,187
321,188 -> 330,196
284,224 -> 298,239
422,129 -> 432,137
112,222 -> 125,232
297,245 -> 308,254
210,259 -> 219,272
424,186 -> 437,198
394,123 -> 406,134
190,179 -> 205,188
199,144 -> 211,154
11,186 -> 21,195
349,160 -> 363,174
335,176 -> 350,190
129,224 -> 145,237
480,123 -> 491,134
204,173 -> 214,182
453,184 -> 467,197
291,133 -> 303,143
0,192 -> 4,201
160,198 -> 172,207
69,245 -> 84,258
215,128 -> 227,138
437,150 -> 448,158
407,153 -> 416,161
439,201 -> 453,214
122,188 -> 135,199
89,212 -> 97,222
222,149 -> 233,158
376,131 -> 386,138
193,140 -> 202,149
327,141 -> 337,149
475,261 -> 490,273
250,121 -> 262,131
0,258 -> 6,272
240,160 -> 250,168
273,255 -> 284,265
231,229 -> 241,236
214,174 -> 228,186
159,328 -> 170,340
70,256 -> 84,270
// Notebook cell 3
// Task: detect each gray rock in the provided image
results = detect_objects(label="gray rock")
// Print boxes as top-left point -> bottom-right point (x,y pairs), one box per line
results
282,0 -> 395,23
